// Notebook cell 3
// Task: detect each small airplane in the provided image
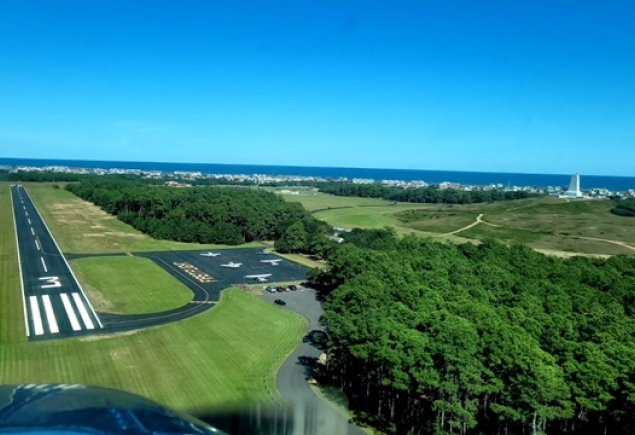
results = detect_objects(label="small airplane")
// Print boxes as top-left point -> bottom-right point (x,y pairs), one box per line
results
220,262 -> 242,268
244,273 -> 273,282
261,259 -> 283,266
200,251 -> 221,257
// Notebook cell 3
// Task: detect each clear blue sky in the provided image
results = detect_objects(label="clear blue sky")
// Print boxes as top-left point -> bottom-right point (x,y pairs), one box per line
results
1,1 -> 634,175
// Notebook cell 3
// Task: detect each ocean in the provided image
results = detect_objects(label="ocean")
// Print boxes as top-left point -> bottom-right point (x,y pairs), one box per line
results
1,157 -> 634,192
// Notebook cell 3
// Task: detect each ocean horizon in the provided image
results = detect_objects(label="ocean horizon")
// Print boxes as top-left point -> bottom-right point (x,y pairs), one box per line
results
1,157 -> 634,192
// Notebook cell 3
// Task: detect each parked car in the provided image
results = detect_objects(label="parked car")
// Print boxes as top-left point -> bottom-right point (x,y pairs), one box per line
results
288,285 -> 297,291
265,286 -> 276,293
276,286 -> 286,292
274,299 -> 286,306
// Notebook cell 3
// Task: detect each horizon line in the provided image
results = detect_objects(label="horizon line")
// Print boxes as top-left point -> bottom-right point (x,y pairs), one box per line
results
0,156 -> 633,180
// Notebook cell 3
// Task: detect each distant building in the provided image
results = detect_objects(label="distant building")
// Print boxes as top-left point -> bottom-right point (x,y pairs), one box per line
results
561,173 -> 583,198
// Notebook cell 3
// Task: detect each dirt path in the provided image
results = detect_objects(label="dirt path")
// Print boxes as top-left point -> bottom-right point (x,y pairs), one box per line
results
444,213 -> 499,235
569,236 -> 635,252
440,212 -> 634,257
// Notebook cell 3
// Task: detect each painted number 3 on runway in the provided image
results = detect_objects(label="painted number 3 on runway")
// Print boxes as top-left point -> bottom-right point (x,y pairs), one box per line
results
39,276 -> 62,289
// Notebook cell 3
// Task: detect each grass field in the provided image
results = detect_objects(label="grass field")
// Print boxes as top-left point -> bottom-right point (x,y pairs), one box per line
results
71,256 -> 194,314
395,197 -> 635,255
281,191 -> 635,256
26,183 -> 263,254
0,289 -> 308,414
0,183 -> 27,344
0,183 -> 309,415
308,202 -> 433,232
280,190 -> 472,240
279,189 -> 392,212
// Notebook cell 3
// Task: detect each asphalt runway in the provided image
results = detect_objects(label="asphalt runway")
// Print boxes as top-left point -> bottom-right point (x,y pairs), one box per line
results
98,249 -> 308,333
11,185 -> 308,338
10,185 -> 103,341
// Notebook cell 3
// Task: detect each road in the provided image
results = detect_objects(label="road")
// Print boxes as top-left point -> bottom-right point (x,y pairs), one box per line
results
10,185 -> 103,340
261,289 -> 366,435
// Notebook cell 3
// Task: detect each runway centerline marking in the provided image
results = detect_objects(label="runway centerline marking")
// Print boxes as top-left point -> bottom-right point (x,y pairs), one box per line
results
41,295 -> 59,334
72,293 -> 95,330
25,212 -> 29,217
35,239 -> 41,251
30,227 -> 35,236
29,296 -> 44,336
40,257 -> 48,273
27,218 -> 31,225
60,293 -> 82,331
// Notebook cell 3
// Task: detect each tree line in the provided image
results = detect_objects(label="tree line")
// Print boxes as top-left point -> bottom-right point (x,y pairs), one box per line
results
309,234 -> 635,434
611,199 -> 635,217
66,179 -> 333,253
318,182 -> 541,204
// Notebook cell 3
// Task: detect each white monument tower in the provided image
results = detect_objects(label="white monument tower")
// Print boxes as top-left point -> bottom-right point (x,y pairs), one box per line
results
563,173 -> 583,198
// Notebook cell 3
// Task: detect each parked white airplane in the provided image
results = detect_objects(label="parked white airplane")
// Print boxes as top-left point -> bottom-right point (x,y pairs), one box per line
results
261,259 -> 283,266
200,252 -> 221,257
244,273 -> 273,282
220,262 -> 242,268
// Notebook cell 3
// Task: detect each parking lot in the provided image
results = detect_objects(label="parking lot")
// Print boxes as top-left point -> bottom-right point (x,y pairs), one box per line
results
137,248 -> 309,302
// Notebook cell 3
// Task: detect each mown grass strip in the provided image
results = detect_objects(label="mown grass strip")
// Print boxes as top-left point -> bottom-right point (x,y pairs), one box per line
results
26,183 -> 264,254
0,183 -> 27,344
0,289 -> 307,413
71,256 -> 194,314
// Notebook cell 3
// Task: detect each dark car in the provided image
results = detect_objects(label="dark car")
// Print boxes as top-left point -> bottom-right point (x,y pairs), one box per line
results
288,285 -> 297,291
276,286 -> 286,292
274,299 -> 286,306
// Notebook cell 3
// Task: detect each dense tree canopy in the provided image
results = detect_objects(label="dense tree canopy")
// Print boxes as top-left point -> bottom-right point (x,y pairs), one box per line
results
311,236 -> 635,434
611,199 -> 635,217
67,179 -> 330,249
318,182 -> 540,204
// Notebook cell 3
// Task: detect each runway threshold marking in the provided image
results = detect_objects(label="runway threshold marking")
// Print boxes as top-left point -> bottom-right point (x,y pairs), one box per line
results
72,293 -> 95,330
41,295 -> 60,334
40,257 -> 48,273
60,293 -> 82,331
29,296 -> 44,336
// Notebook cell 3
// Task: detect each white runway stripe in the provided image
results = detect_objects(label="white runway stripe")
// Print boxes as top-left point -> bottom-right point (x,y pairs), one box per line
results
27,218 -> 31,225
41,295 -> 59,334
60,293 -> 82,331
35,239 -> 40,251
72,293 -> 95,330
25,211 -> 28,217
30,227 -> 35,236
29,296 -> 44,336
40,256 -> 48,273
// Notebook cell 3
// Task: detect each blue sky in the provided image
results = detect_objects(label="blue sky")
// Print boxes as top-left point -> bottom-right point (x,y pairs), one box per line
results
1,1 -> 634,175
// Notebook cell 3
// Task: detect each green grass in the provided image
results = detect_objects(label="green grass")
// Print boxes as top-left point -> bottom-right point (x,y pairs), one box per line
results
280,190 -> 393,212
276,252 -> 326,269
0,289 -> 308,414
71,256 -> 194,314
0,183 -> 309,415
0,183 -> 27,344
395,197 -> 635,256
395,207 -> 477,233
26,183 -> 264,254
282,191 -> 635,256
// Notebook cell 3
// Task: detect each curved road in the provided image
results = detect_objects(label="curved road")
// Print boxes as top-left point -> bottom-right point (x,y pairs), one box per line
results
261,289 -> 365,435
